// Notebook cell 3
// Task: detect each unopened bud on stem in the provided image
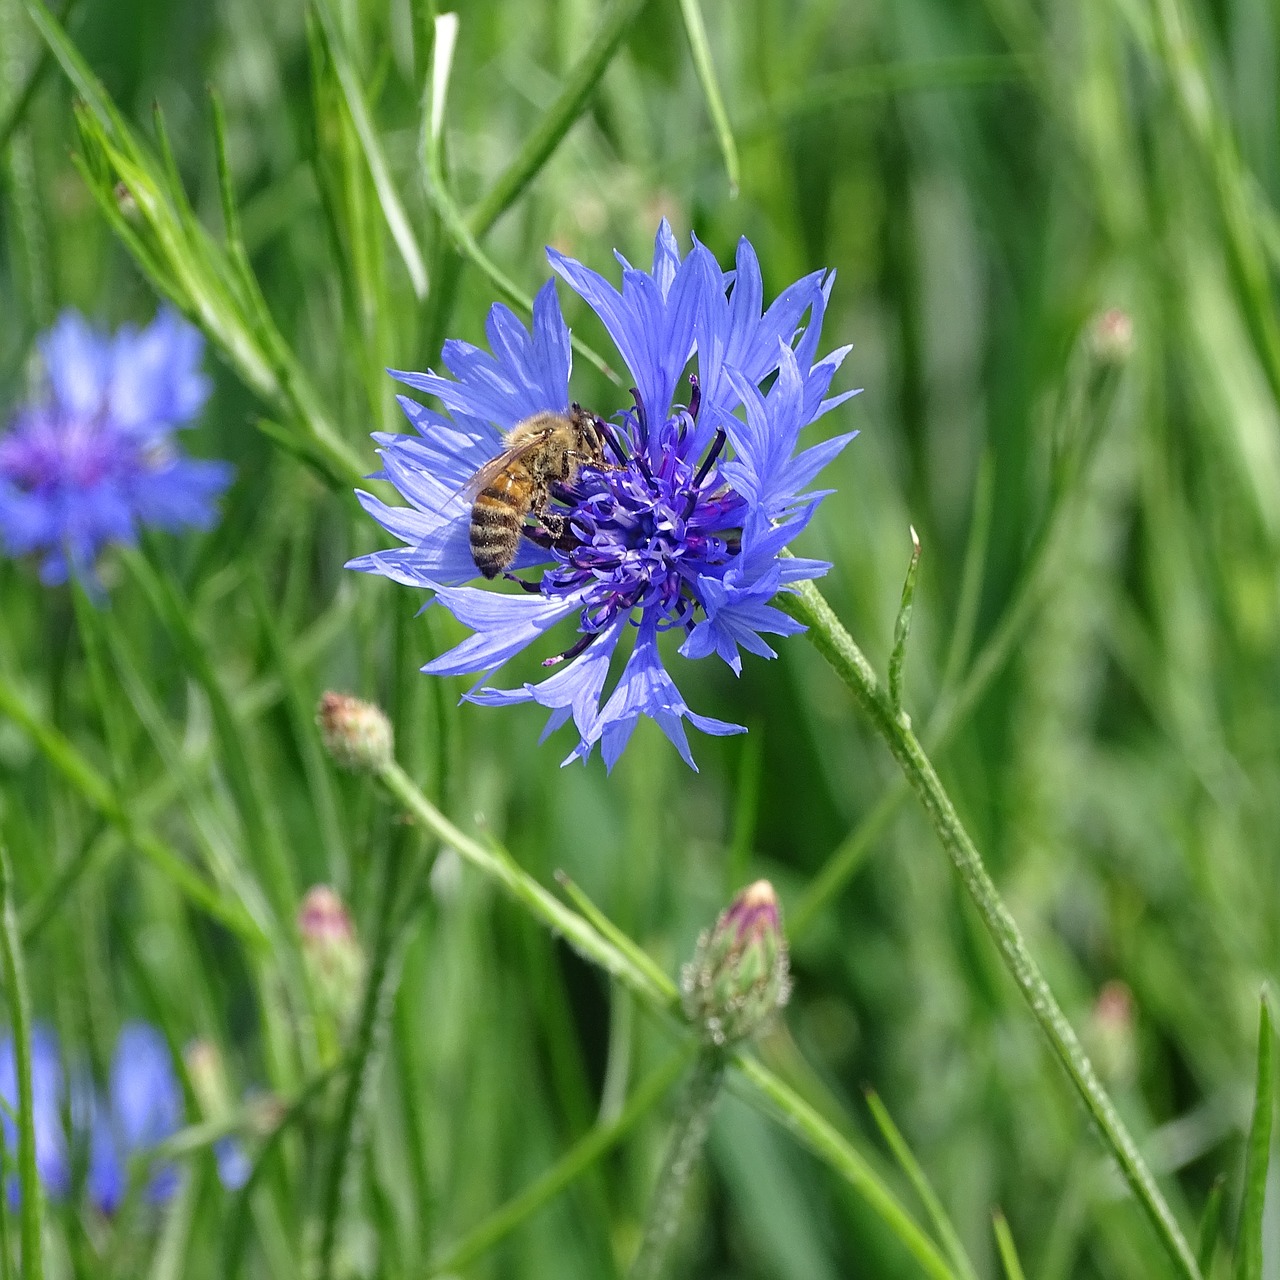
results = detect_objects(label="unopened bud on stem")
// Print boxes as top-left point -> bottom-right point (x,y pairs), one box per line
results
317,692 -> 393,773
1090,308 -> 1134,366
298,885 -> 364,1032
681,880 -> 791,1046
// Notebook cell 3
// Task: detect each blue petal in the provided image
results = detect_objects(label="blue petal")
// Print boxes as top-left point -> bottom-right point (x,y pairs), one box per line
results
111,1023 -> 182,1153
109,308 -> 211,438
393,282 -> 572,431
421,586 -> 588,677
0,1025 -> 69,1203
585,616 -> 745,772
39,310 -> 111,420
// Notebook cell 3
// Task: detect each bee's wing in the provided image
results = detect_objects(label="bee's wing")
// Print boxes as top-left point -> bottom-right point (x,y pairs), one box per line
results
441,431 -> 557,514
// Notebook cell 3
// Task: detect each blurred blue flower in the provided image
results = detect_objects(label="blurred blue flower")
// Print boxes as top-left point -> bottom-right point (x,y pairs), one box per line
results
0,1024 -> 70,1204
0,308 -> 233,586
88,1022 -> 183,1214
351,224 -> 857,769
0,1021 -> 249,1214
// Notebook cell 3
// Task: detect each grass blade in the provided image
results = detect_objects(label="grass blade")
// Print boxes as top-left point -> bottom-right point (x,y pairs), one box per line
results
311,0 -> 428,298
675,0 -> 739,196
466,0 -> 650,237
1235,995 -> 1273,1280
1197,1175 -> 1225,1277
992,1210 -> 1028,1280
865,1089 -> 980,1280
0,843 -> 44,1280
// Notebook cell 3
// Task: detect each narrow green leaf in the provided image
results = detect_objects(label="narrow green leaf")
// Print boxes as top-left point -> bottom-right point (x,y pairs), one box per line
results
420,13 -> 620,386
992,1210 -> 1028,1280
312,0 -> 428,298
865,1090 -> 980,1280
1197,1175 -> 1225,1277
427,1051 -> 691,1274
675,0 -> 739,196
889,525 -> 922,717
20,0 -> 134,153
0,843 -> 44,1280
732,1058 -> 957,1280
1235,994 -> 1273,1280
554,870 -> 677,1003
466,0 -> 650,236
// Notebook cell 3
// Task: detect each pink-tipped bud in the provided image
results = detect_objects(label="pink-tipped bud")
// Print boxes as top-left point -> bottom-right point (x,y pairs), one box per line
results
1088,979 -> 1137,1087
681,880 -> 791,1046
317,692 -> 392,773
1090,308 -> 1134,365
298,885 -> 364,1031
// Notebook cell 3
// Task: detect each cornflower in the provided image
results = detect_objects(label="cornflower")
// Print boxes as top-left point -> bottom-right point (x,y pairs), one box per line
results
0,1022 -> 247,1213
0,308 -> 232,586
351,223 -> 857,769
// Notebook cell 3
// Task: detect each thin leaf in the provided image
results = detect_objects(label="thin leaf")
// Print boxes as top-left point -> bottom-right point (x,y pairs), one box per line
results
889,525 -> 922,717
865,1089 -> 980,1280
1197,1175 -> 1225,1277
992,1210 -> 1028,1280
1235,994 -> 1273,1280
311,0 -> 428,298
675,0 -> 739,196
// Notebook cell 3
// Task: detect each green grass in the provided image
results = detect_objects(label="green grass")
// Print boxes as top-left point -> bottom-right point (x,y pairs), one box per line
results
2,0 -> 1280,1274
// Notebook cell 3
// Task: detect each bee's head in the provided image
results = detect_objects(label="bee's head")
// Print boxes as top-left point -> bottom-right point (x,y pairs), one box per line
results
569,402 -> 606,460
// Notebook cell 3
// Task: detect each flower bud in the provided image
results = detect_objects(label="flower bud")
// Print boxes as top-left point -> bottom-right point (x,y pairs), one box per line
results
1089,308 -> 1134,366
680,880 -> 791,1046
298,885 -> 364,1033
317,692 -> 393,773
1087,979 -> 1137,1087
184,1038 -> 232,1118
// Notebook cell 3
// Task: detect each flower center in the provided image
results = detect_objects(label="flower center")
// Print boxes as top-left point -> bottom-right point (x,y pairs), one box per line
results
541,406 -> 747,636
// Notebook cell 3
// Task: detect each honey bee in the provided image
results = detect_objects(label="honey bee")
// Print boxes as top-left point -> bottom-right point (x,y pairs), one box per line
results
465,404 -> 607,579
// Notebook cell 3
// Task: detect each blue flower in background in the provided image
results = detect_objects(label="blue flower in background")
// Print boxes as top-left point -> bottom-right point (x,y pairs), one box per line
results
351,223 -> 858,769
88,1022 -> 183,1214
0,1021 -> 248,1213
0,1025 -> 70,1204
0,308 -> 233,586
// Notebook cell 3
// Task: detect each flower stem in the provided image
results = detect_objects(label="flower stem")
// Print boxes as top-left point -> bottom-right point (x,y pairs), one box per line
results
0,842 -> 44,1280
316,827 -> 434,1280
779,578 -> 1201,1280
629,1049 -> 725,1280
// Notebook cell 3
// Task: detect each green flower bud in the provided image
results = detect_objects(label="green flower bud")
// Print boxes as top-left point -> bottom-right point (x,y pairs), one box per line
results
298,884 -> 365,1037
681,880 -> 791,1046
317,692 -> 393,773
184,1038 -> 233,1119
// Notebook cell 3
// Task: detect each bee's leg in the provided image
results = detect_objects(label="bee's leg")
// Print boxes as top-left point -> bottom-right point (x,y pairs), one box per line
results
524,512 -> 578,552
502,572 -> 542,593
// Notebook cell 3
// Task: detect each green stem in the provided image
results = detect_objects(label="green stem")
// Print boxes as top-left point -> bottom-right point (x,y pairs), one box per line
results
466,0 -> 650,238
375,761 -> 952,1278
629,1050 -> 725,1280
427,1049 -> 692,1276
0,843 -> 43,1280
316,833 -> 432,1280
779,578 -> 1201,1280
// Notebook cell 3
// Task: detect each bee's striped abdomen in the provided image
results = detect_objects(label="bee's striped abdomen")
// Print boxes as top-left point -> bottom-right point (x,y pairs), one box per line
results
470,471 -> 531,578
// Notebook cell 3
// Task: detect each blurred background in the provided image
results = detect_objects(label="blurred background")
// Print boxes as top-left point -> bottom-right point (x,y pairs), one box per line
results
1,0 -> 1278,1275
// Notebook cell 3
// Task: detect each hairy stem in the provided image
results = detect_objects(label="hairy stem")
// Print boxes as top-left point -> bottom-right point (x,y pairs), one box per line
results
779,578 -> 1201,1280
629,1050 -> 725,1280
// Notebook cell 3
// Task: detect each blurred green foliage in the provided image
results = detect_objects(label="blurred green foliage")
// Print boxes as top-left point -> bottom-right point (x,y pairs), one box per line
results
1,0 -> 1279,1274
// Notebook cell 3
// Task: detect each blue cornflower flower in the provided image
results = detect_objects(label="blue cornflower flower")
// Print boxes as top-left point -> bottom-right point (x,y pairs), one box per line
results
0,1021 -> 248,1213
0,308 -> 233,586
350,223 -> 858,769
0,1024 -> 71,1204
